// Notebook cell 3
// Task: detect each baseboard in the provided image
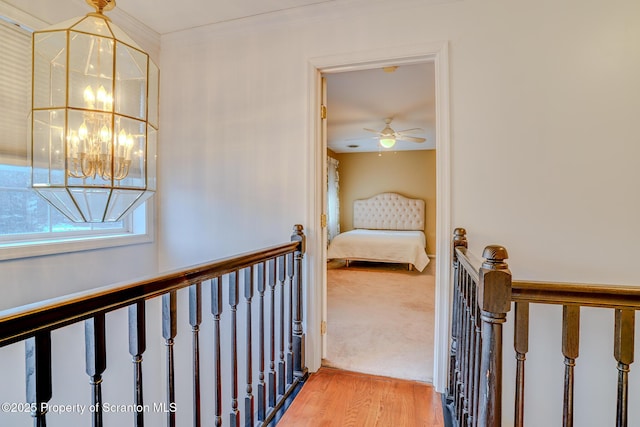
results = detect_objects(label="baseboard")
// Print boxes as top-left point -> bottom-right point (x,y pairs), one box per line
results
440,393 -> 456,427
265,374 -> 308,426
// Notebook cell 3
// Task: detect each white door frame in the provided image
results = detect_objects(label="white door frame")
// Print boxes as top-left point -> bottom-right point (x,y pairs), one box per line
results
305,41 -> 451,392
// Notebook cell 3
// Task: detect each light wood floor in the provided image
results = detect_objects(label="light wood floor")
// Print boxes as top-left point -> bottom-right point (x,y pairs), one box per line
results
276,367 -> 445,427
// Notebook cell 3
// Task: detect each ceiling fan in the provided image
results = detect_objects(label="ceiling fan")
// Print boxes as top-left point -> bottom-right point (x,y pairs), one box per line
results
364,118 -> 426,148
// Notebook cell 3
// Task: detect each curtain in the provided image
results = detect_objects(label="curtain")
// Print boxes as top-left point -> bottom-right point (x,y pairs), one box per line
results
327,156 -> 340,243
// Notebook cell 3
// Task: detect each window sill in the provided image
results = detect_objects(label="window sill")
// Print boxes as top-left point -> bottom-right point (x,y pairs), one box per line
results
0,203 -> 155,261
0,231 -> 154,261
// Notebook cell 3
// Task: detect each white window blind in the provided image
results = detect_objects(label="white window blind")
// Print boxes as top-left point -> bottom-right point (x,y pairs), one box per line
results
0,17 -> 30,166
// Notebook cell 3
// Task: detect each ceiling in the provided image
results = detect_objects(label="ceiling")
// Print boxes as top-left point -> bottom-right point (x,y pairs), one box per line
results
326,62 -> 436,153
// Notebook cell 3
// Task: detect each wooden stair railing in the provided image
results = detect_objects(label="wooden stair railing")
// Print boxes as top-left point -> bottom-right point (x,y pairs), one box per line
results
511,281 -> 640,427
446,228 -> 512,427
1,224 -> 308,427
447,227 -> 640,427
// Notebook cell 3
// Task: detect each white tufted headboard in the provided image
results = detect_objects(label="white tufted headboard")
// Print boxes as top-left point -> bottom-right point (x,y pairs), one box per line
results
353,192 -> 425,231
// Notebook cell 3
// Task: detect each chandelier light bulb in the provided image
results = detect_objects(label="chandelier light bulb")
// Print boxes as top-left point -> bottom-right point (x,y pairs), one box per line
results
78,121 -> 88,140
118,129 -> 127,145
100,124 -> 111,143
97,85 -> 106,101
83,86 -> 95,108
117,129 -> 134,158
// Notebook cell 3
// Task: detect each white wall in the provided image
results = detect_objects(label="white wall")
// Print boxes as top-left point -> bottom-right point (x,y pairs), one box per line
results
159,0 -> 640,426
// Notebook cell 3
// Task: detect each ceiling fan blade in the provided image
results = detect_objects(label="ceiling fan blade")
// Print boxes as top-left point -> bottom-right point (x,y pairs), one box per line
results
345,135 -> 380,141
397,135 -> 426,143
396,128 -> 424,134
363,128 -> 382,134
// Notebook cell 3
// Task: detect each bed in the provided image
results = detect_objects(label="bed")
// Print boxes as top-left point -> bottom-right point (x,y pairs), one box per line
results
327,192 -> 430,272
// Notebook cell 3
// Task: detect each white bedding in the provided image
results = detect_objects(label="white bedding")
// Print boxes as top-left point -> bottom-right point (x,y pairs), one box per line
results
327,229 -> 430,272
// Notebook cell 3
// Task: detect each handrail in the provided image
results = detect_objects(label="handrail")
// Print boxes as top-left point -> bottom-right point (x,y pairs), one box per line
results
0,240 -> 300,348
458,251 -> 640,310
455,246 -> 482,284
449,227 -> 640,427
512,280 -> 640,309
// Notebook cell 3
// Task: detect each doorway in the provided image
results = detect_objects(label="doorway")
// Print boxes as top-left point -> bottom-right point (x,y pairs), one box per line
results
306,41 -> 452,392
323,63 -> 436,382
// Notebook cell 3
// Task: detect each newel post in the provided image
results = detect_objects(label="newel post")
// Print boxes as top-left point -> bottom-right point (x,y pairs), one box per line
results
291,224 -> 308,378
453,228 -> 468,259
477,245 -> 512,427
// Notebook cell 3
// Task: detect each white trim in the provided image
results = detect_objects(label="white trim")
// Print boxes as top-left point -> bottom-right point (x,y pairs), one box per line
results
0,202 -> 155,261
0,231 -> 153,261
108,8 -> 161,63
320,76 -> 329,358
0,2 -> 48,30
0,1 -> 160,61
306,41 -> 451,391
305,59 -> 325,373
433,43 -> 452,392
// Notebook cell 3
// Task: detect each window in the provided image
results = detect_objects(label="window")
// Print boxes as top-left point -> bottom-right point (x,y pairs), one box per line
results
0,13 -> 152,261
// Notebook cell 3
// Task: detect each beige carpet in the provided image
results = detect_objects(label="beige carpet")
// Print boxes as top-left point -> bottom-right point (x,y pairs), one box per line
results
323,259 -> 435,383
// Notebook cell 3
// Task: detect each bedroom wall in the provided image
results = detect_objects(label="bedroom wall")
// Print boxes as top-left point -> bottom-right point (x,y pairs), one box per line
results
334,150 -> 436,255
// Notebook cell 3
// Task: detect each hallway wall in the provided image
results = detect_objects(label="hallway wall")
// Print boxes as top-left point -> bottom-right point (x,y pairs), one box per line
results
159,1 -> 640,426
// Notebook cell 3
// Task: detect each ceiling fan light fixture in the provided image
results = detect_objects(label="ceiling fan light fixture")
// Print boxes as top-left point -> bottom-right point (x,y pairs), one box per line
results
363,118 -> 425,150
379,137 -> 396,148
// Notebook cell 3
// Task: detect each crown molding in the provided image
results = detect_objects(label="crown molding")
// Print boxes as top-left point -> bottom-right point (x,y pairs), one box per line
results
162,0 -> 460,42
0,0 -> 160,61
109,8 -> 161,61
0,2 -> 48,30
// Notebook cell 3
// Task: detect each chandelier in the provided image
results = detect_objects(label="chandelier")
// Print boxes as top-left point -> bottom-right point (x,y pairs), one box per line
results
31,0 -> 159,222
